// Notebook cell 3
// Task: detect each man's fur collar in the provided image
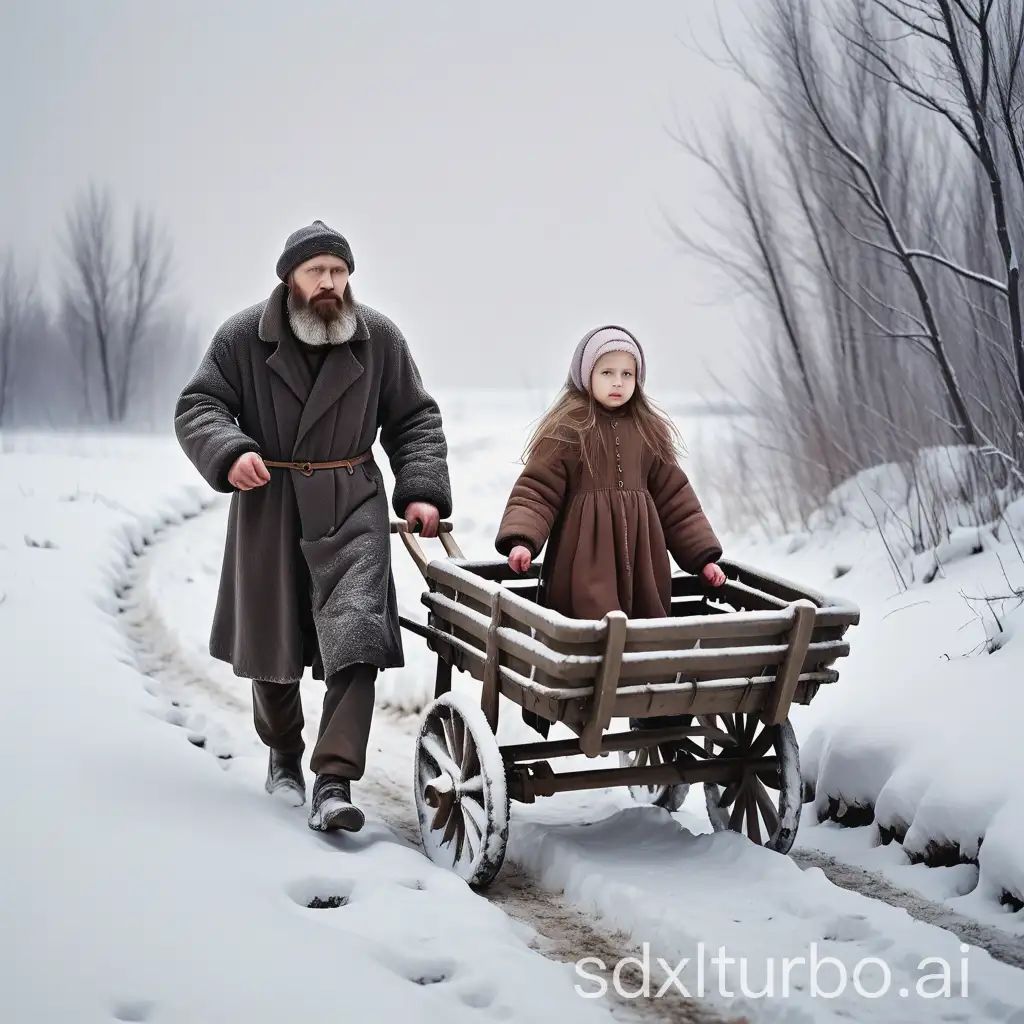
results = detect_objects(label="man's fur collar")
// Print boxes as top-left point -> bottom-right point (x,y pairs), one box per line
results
287,290 -> 359,347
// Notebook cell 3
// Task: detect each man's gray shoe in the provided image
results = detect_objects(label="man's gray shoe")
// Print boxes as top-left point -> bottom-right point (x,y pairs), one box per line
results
308,774 -> 364,832
265,749 -> 306,807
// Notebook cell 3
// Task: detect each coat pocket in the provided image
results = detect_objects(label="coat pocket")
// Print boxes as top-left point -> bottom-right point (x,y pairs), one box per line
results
328,462 -> 380,534
359,462 -> 379,491
296,462 -> 382,542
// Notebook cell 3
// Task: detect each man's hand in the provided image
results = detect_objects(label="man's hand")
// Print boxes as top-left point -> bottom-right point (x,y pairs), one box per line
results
228,452 -> 270,490
508,545 -> 532,573
702,562 -> 726,587
405,502 -> 440,538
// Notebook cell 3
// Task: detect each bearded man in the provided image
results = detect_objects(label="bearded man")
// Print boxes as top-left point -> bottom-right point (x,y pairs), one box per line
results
174,220 -> 451,832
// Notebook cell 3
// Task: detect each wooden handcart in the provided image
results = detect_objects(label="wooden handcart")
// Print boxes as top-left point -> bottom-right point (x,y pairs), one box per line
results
391,520 -> 859,889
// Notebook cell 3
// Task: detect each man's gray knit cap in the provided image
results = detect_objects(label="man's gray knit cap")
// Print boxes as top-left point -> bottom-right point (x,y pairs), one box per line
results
276,219 -> 354,280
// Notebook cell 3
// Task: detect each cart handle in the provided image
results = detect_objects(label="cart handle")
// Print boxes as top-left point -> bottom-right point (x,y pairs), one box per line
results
390,519 -> 464,577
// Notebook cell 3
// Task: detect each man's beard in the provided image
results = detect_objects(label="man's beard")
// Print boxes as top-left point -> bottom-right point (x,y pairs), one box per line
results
287,283 -> 358,347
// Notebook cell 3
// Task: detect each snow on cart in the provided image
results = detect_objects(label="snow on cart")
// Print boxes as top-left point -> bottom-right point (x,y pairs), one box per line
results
391,520 -> 860,890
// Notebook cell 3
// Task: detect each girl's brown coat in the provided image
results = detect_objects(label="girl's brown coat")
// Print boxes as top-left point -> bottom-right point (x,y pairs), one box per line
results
496,405 -> 721,620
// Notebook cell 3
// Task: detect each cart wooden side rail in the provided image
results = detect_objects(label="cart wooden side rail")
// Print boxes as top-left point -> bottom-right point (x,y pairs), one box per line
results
390,520 -> 860,888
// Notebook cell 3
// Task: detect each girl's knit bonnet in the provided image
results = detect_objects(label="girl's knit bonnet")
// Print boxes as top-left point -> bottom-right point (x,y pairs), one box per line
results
569,325 -> 646,394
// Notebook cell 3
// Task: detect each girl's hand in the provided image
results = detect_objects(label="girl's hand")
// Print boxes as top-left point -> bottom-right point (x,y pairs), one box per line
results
702,562 -> 726,587
508,545 -> 532,573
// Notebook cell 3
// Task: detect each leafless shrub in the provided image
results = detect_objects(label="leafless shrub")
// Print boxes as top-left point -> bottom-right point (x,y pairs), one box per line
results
677,0 -> 1024,550
0,252 -> 33,427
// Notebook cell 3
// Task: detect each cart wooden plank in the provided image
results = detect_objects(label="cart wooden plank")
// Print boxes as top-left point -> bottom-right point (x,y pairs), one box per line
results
579,610 -> 628,756
761,599 -> 817,724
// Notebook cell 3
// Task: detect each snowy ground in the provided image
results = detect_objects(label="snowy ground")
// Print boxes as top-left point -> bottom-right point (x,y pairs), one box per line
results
0,431 -> 638,1024
4,393 -> 1024,1023
730,460 -> 1024,928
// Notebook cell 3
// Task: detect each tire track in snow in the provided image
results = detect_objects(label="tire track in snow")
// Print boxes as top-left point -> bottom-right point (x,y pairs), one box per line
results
115,503 -> 744,1024
364,708 -> 744,1024
791,848 -> 1024,970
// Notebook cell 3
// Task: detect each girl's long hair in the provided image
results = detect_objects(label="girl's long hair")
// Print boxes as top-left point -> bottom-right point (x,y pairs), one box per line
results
522,375 -> 686,472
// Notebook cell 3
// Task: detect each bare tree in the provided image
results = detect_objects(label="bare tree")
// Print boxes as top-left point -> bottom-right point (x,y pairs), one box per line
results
855,0 -> 1024,412
764,0 -> 980,445
671,0 -> 1024,540
0,252 -> 35,427
62,185 -> 172,423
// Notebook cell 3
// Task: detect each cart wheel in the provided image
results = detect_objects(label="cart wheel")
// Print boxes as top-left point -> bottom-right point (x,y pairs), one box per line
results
414,690 -> 509,889
702,712 -> 800,854
619,719 -> 689,811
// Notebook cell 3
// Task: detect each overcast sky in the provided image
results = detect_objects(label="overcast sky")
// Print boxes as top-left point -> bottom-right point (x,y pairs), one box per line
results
1,0 -> 756,397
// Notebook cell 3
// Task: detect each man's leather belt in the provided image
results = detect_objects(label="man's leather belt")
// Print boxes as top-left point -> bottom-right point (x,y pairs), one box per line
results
263,451 -> 373,476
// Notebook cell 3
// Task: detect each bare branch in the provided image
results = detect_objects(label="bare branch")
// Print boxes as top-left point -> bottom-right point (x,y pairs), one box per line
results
61,185 -> 173,424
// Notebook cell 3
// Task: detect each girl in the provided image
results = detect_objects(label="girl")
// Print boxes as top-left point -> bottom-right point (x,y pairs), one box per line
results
495,325 -> 725,623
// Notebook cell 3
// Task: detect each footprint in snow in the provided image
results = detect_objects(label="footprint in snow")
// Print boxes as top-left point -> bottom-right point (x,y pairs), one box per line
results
286,876 -> 355,910
819,913 -> 877,943
307,894 -> 348,909
456,978 -> 498,1008
111,999 -> 155,1021
398,958 -> 496,1009
163,706 -> 187,728
406,959 -> 458,987
411,969 -> 450,986
378,949 -> 459,988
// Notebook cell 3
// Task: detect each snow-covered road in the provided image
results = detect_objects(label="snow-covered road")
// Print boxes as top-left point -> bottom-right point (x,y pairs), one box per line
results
0,442 -> 652,1024
144,491 -> 1024,1024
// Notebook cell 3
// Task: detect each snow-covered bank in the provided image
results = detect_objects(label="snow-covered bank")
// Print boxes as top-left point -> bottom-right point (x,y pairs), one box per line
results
0,437 -> 623,1024
720,456 -> 1024,925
